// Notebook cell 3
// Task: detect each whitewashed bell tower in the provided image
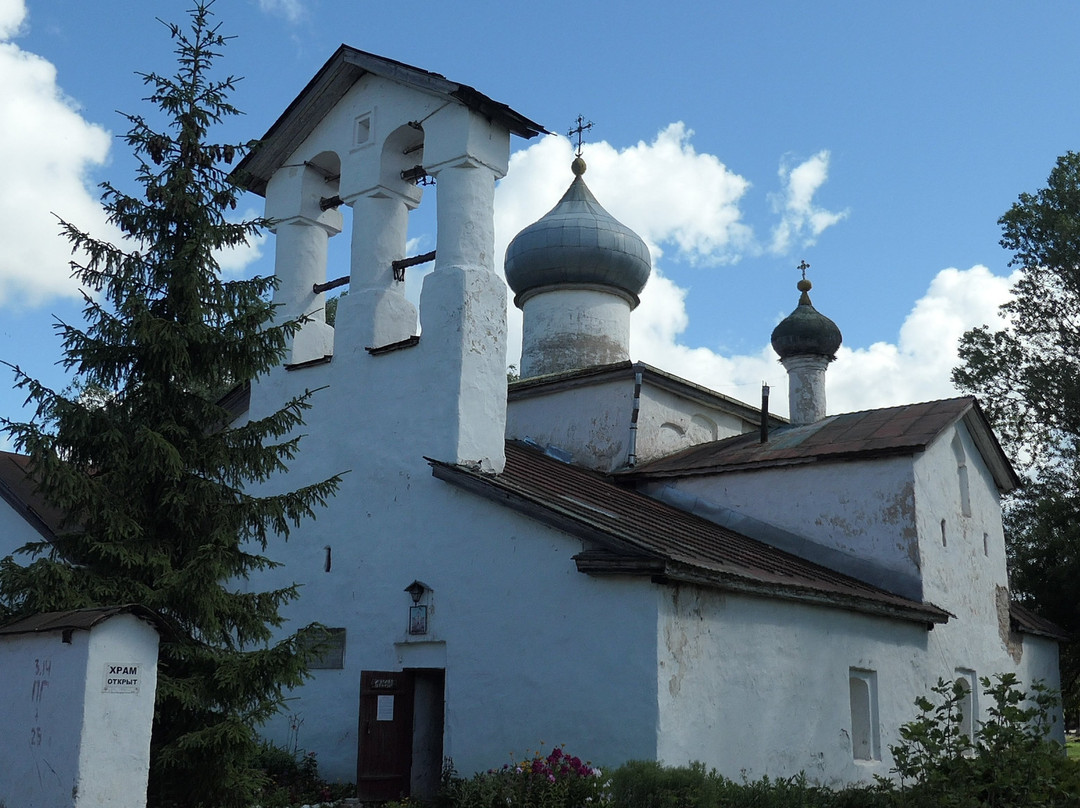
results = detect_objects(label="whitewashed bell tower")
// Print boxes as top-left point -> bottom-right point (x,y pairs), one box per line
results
234,47 -> 545,470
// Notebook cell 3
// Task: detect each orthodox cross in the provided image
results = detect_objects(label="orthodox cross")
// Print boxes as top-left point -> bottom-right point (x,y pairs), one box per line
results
568,115 -> 594,157
797,259 -> 810,280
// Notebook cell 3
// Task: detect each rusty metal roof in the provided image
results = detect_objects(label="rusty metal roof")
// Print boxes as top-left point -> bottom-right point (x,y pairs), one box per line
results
622,397 -> 1020,493
0,604 -> 166,637
431,442 -> 951,626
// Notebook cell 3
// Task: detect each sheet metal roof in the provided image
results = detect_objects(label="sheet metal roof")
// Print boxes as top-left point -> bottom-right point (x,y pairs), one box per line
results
431,441 -> 952,627
622,397 -> 1020,493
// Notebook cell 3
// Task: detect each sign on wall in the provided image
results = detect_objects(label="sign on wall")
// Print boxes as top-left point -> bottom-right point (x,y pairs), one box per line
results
103,663 -> 141,694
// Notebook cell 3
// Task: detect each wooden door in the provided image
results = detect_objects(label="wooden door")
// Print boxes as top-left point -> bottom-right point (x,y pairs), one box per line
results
357,670 -> 415,801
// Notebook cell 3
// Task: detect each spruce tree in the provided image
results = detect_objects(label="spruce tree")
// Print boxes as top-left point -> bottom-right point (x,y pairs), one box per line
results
0,5 -> 339,806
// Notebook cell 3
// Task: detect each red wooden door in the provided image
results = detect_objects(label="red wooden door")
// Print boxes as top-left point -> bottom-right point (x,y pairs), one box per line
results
357,670 -> 415,801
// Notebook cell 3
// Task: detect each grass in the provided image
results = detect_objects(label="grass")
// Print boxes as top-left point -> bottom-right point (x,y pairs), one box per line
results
1067,737 -> 1080,761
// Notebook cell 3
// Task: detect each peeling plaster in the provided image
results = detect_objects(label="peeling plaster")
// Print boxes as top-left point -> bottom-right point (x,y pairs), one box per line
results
996,585 -> 1024,664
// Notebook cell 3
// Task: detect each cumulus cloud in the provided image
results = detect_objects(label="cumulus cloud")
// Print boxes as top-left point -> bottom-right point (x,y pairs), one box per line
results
769,151 -> 848,254
825,265 -> 1018,413
0,1 -> 117,306
582,123 -> 754,265
0,0 -> 24,39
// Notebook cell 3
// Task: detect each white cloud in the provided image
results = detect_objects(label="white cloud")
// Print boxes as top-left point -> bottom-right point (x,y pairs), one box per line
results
213,209 -> 268,275
825,265 -> 1018,413
582,123 -> 754,265
770,151 -> 848,254
0,0 -> 25,40
0,6 -> 116,307
258,0 -> 306,23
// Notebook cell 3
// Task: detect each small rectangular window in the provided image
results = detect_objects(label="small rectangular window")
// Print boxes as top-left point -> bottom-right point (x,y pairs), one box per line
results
354,113 -> 372,147
849,668 -> 880,761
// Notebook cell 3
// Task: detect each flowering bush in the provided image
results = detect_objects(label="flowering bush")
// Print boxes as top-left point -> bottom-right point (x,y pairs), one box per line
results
440,746 -> 611,808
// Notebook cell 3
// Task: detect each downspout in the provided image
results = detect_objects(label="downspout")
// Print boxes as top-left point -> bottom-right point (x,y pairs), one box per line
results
627,369 -> 643,467
760,382 -> 770,443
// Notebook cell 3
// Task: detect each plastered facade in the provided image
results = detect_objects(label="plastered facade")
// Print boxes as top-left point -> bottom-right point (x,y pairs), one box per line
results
506,370 -> 759,472
231,53 -> 1062,789
655,583 -> 1061,786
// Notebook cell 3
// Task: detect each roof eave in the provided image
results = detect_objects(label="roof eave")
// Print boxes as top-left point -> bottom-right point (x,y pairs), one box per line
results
575,552 -> 950,628
961,403 -> 1022,494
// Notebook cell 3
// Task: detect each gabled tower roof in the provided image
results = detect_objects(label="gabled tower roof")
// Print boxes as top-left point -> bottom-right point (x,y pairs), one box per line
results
234,46 -> 547,197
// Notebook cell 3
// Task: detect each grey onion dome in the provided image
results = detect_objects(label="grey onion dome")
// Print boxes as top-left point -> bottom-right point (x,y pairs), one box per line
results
771,278 -> 843,360
504,158 -> 651,307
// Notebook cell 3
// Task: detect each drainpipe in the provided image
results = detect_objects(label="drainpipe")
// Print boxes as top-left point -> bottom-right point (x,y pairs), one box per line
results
627,369 -> 643,467
760,382 -> 770,443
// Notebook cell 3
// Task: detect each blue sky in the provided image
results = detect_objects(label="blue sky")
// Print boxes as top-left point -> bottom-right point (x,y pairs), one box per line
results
2,0 -> 1079,428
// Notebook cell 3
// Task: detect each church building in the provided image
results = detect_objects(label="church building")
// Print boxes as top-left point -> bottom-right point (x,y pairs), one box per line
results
0,46 -> 1065,801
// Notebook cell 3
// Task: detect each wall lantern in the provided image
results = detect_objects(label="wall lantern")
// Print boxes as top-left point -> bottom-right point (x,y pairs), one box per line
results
404,580 -> 430,635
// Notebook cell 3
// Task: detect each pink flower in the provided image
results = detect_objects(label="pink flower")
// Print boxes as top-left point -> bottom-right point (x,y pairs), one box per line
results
547,774 -> 556,783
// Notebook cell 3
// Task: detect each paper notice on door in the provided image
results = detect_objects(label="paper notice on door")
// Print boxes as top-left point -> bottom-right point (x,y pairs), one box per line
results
377,694 -> 394,721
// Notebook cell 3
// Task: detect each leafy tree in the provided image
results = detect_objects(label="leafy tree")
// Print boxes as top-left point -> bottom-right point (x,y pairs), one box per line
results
953,153 -> 1080,715
0,5 -> 339,806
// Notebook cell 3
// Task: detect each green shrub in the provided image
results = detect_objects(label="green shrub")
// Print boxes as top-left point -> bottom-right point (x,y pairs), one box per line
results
886,672 -> 1080,807
252,743 -> 354,807
608,762 -> 894,808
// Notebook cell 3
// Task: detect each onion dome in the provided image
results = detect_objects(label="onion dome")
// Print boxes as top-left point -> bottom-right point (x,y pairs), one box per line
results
504,158 -> 651,307
771,277 -> 843,360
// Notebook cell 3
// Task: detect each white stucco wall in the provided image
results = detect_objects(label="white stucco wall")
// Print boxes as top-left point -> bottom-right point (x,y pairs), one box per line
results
250,447 -> 662,780
0,614 -> 159,808
656,457 -> 923,598
0,494 -> 53,561
506,375 -> 755,472
655,583 -> 1063,787
519,289 -> 632,378
912,422 -> 1009,622
507,378 -> 634,469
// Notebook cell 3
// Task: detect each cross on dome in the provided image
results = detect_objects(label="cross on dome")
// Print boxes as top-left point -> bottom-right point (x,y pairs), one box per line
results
567,115 -> 594,158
